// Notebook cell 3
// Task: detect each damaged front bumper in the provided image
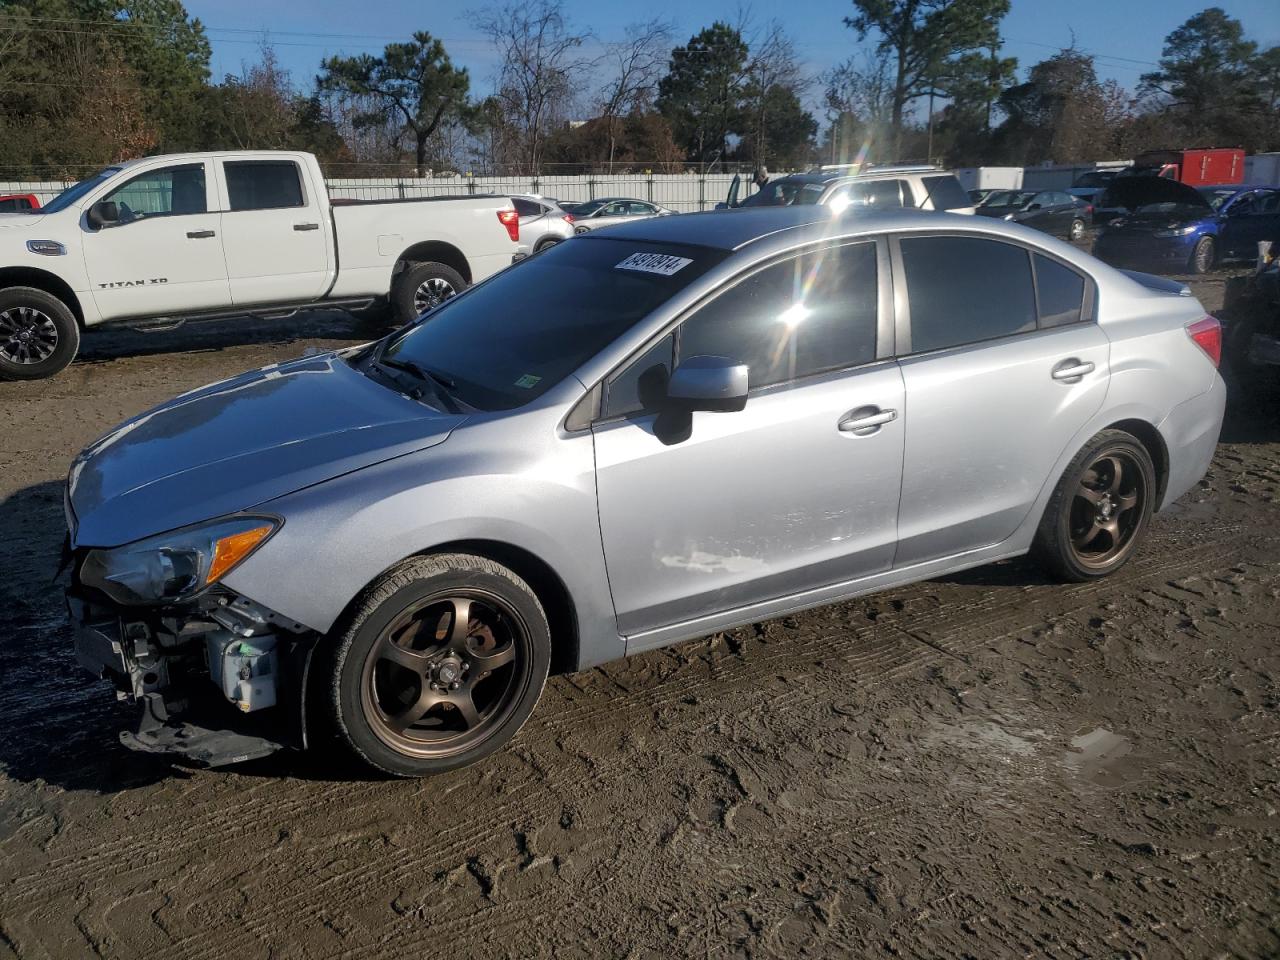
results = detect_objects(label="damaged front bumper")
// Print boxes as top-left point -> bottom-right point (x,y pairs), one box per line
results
67,586 -> 320,767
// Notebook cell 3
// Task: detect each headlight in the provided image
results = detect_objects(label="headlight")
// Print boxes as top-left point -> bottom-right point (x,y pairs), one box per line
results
1153,224 -> 1197,238
81,515 -> 279,605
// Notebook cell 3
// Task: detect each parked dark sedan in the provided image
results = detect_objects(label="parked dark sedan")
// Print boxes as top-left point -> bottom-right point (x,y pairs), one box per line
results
975,189 -> 1088,240
1092,178 -> 1280,275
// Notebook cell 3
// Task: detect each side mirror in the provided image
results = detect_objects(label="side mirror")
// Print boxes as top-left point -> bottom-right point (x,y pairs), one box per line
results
1026,202 -> 1042,211
87,200 -> 120,229
666,355 -> 748,413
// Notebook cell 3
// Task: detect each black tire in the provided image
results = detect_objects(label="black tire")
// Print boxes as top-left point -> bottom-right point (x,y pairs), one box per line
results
534,236 -> 562,254
322,553 -> 551,778
1031,429 -> 1157,583
0,286 -> 80,381
390,261 -> 467,325
1190,236 -> 1215,275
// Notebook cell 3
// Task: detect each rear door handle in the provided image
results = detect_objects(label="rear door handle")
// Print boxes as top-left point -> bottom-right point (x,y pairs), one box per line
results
186,229 -> 216,239
293,222 -> 320,232
1051,358 -> 1095,382
838,406 -> 897,435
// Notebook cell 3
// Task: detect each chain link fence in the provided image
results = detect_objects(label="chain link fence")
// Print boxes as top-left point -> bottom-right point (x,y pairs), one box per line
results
0,162 -> 762,213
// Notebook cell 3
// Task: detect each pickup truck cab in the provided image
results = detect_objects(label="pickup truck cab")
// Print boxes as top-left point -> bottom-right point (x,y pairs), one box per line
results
0,150 -> 521,380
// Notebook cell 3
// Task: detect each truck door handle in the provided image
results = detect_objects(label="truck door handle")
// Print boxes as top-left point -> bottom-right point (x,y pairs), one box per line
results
293,222 -> 320,231
1051,358 -> 1095,382
838,406 -> 897,435
186,229 -> 216,239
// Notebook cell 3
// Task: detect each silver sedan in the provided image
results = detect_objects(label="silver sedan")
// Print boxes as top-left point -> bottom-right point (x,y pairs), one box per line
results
64,207 -> 1225,777
570,197 -> 676,234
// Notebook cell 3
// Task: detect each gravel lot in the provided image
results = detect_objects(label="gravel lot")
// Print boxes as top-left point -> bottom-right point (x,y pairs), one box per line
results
0,266 -> 1276,959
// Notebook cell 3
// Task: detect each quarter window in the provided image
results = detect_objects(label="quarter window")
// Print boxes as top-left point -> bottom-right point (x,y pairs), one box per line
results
103,164 -> 207,220
920,175 -> 972,211
1034,254 -> 1087,328
224,161 -> 304,211
604,333 -> 675,418
677,241 -> 879,391
901,236 -> 1036,353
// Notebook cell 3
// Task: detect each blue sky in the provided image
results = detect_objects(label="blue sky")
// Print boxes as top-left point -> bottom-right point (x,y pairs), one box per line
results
186,0 -> 1279,110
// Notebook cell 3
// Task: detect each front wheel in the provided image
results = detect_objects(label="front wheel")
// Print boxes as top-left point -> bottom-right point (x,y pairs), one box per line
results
323,554 -> 551,777
0,286 -> 80,381
1031,430 -> 1156,582
1190,236 -> 1215,275
390,261 -> 467,325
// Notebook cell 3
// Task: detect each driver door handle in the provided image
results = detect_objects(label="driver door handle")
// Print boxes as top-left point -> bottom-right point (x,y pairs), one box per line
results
1052,358 -> 1095,382
293,222 -> 320,231
838,406 -> 897,435
186,229 -> 216,239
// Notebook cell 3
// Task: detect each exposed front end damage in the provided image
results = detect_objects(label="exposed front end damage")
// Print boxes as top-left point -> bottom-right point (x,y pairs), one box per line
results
67,574 -> 320,767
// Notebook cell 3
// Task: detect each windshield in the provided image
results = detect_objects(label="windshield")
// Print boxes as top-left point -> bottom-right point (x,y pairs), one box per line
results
379,238 -> 729,410
1198,188 -> 1240,211
739,179 -> 826,207
573,200 -> 608,216
1072,172 -> 1113,189
41,168 -> 118,214
984,190 -> 1035,207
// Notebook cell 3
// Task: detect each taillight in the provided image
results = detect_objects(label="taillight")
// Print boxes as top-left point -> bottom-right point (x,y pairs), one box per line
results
562,213 -> 574,223
497,209 -> 519,243
1186,315 -> 1221,367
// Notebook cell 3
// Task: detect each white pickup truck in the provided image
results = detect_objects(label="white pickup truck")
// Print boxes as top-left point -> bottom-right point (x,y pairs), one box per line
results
0,150 -> 522,379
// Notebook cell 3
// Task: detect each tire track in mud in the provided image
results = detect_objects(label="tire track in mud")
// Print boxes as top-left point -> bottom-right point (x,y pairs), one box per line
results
134,529 -> 1265,960
6,521 -> 1253,919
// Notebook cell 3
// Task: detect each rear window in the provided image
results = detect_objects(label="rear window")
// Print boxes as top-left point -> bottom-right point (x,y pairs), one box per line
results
901,236 -> 1036,353
921,175 -> 972,211
382,238 -> 729,410
512,198 -> 544,217
1034,254 -> 1087,328
224,161 -> 304,211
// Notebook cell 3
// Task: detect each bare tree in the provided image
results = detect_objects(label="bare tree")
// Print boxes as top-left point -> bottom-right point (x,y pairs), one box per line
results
824,49 -> 895,161
596,18 -> 673,169
472,0 -> 593,172
741,20 -> 810,166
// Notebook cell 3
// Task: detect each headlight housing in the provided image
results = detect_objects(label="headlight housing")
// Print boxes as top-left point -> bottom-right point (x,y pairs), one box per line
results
80,515 -> 280,605
1153,224 -> 1197,238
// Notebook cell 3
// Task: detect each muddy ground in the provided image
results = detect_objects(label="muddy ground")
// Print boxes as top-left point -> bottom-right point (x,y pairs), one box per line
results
0,266 -> 1277,959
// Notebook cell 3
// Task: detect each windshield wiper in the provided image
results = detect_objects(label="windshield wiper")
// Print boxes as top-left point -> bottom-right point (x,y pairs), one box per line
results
377,355 -> 466,413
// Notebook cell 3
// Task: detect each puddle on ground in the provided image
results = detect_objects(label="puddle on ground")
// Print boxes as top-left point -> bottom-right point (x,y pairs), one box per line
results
1063,727 -> 1134,787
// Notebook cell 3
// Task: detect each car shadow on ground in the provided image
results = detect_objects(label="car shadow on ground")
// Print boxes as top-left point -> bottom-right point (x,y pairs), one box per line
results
73,309 -> 385,367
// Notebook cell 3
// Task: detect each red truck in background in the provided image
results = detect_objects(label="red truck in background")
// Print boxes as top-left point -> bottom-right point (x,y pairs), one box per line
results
0,193 -> 40,213
1123,148 -> 1245,186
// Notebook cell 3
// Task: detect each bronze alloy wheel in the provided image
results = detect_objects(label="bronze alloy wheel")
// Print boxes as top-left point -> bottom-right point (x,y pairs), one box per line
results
360,591 -> 527,759
1067,450 -> 1146,570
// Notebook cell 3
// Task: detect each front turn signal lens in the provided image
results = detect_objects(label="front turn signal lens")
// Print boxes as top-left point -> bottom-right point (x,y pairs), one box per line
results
208,524 -> 275,584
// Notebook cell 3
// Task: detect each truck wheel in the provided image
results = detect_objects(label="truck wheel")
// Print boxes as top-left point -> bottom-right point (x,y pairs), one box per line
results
391,262 -> 466,325
1190,236 -> 1215,275
1031,429 -> 1156,583
322,553 -> 551,778
0,286 -> 80,381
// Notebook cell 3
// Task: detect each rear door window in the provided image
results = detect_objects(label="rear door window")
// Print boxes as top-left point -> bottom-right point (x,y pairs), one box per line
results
513,198 -> 544,218
921,175 -> 972,211
677,241 -> 879,390
900,236 -> 1036,353
224,161 -> 305,211
1034,254 -> 1087,328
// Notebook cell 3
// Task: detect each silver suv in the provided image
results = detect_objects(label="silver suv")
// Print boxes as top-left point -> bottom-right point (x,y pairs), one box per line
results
725,165 -> 976,215
65,207 -> 1225,777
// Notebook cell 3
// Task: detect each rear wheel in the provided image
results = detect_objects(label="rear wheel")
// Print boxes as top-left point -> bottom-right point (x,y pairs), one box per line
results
1032,430 -> 1156,582
534,237 -> 562,253
323,554 -> 551,777
1190,236 -> 1215,275
390,261 -> 466,325
0,286 -> 80,381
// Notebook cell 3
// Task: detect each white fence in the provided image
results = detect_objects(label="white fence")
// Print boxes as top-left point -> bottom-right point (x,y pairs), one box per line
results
0,172 -> 746,213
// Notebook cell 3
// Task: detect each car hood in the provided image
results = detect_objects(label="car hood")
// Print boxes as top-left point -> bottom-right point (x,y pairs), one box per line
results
67,352 -> 464,547
1101,177 -> 1211,213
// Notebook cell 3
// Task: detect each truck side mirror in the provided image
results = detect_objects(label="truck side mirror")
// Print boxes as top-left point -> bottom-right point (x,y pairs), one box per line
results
88,201 -> 120,230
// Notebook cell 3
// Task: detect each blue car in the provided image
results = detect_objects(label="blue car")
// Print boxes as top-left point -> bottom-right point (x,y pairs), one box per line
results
1093,179 -> 1280,275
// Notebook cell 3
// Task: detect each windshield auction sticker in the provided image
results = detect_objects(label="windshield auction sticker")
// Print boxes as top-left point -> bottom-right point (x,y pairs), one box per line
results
615,252 -> 693,276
